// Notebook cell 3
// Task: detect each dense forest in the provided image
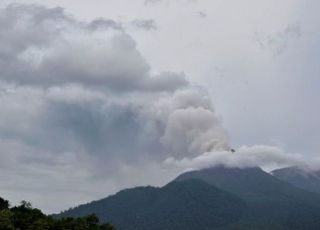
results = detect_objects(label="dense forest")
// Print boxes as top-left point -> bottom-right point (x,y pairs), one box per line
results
0,197 -> 117,230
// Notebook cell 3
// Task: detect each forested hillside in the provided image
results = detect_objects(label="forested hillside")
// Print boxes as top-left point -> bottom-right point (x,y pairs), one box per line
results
55,179 -> 246,230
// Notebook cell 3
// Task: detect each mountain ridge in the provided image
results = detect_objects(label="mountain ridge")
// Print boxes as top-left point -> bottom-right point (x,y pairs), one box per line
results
271,165 -> 320,194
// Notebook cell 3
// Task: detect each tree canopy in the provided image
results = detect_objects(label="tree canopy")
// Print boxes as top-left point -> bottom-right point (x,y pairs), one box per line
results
0,197 -> 117,230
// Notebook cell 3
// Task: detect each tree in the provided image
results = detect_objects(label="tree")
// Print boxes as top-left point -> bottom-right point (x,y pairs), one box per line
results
0,197 -> 9,211
11,201 -> 47,229
85,213 -> 99,228
0,210 -> 14,230
27,218 -> 50,230
20,200 -> 32,209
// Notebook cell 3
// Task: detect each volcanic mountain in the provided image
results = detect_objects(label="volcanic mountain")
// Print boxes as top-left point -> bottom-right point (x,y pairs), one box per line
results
55,166 -> 320,230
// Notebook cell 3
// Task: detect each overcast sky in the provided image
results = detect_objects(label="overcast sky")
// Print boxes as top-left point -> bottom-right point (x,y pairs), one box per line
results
0,0 -> 319,213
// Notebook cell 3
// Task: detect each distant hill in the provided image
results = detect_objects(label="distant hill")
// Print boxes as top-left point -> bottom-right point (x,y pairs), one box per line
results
271,166 -> 320,194
54,179 -> 245,230
55,166 -> 320,230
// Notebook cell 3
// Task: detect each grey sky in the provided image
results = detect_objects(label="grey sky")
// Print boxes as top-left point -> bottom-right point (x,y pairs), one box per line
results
0,0 -> 319,213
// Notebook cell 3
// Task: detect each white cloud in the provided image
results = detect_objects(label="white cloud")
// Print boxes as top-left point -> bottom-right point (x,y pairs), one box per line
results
164,145 -> 306,172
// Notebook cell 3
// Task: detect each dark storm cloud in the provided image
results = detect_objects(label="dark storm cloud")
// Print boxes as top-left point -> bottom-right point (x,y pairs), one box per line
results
0,4 -> 186,92
44,97 -> 163,160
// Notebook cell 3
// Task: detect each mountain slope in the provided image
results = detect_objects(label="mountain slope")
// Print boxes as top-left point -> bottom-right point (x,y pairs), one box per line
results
271,166 -> 320,194
175,166 -> 320,229
55,179 -> 245,230
56,166 -> 320,230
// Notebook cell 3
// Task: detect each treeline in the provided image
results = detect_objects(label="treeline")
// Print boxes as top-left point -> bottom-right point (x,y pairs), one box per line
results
0,197 -> 117,230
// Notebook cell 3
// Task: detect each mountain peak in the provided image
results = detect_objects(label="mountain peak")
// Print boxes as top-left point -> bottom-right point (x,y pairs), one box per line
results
175,165 -> 280,200
54,179 -> 245,230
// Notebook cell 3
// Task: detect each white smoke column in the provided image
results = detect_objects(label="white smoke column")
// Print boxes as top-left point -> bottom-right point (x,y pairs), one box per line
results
161,107 -> 229,157
143,89 -> 230,159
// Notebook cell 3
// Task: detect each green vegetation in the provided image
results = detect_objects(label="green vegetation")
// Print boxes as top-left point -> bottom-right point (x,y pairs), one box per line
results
0,197 -> 116,230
